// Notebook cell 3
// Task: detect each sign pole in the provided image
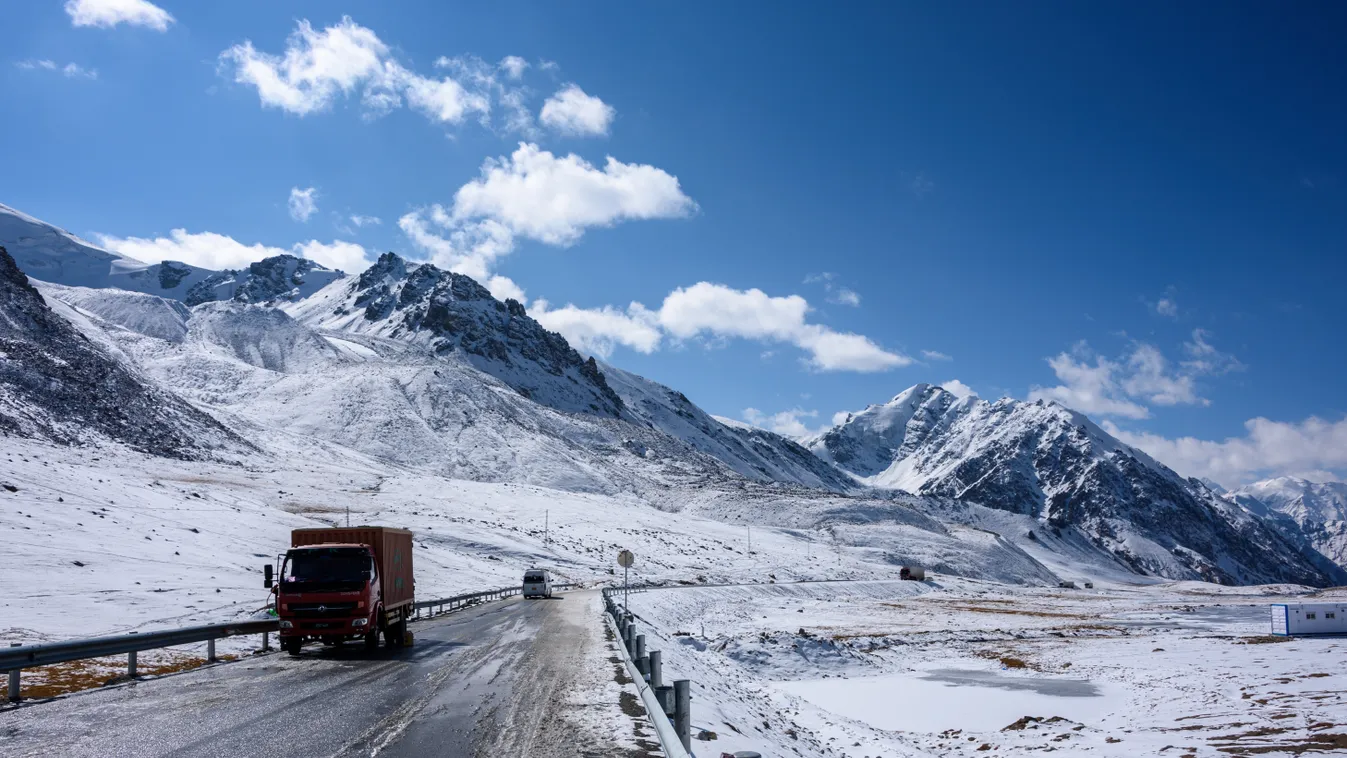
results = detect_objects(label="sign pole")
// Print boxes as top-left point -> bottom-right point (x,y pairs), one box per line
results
617,549 -> 635,613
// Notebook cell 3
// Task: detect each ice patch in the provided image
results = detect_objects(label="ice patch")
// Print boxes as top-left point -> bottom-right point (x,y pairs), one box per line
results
777,665 -> 1124,734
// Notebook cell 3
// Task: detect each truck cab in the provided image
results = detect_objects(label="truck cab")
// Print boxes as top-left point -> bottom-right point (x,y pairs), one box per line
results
266,527 -> 414,656
522,568 -> 552,598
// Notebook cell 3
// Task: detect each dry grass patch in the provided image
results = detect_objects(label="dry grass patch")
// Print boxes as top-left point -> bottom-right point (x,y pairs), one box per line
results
15,651 -> 237,699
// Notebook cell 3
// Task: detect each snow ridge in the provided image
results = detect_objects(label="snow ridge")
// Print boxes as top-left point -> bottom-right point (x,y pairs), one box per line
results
808,385 -> 1345,586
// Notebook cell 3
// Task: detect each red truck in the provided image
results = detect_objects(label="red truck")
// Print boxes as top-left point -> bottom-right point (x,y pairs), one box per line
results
264,526 -> 415,655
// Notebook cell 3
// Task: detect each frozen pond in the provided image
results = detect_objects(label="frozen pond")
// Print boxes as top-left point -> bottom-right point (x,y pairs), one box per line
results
777,666 -> 1125,733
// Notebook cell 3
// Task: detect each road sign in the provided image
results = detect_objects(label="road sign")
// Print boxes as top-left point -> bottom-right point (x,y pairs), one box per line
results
617,550 -> 634,568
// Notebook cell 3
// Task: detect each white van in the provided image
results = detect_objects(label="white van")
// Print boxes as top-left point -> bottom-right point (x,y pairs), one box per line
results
522,568 -> 553,598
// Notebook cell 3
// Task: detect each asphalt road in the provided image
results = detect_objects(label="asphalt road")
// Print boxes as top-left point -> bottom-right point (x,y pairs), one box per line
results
0,590 -> 635,758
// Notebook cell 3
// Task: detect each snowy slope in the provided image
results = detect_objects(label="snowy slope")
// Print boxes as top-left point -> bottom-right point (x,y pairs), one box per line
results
807,384 -> 1345,586
0,202 -> 216,299
601,361 -> 855,491
1228,477 -> 1347,567
0,245 -> 244,458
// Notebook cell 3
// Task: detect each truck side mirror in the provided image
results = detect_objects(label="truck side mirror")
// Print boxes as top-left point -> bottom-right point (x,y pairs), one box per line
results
264,563 -> 274,589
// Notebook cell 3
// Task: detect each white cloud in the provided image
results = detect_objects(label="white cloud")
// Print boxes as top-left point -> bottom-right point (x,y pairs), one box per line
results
485,275 -> 526,304
530,300 -> 661,357
516,281 -> 906,372
658,282 -> 908,372
831,411 -> 851,427
1030,335 -> 1242,419
1121,343 -> 1202,406
1104,417 -> 1347,488
399,211 -> 515,282
498,86 -> 537,136
1029,350 -> 1151,419
219,17 -> 489,125
806,272 -> 862,308
922,349 -> 952,361
288,187 -> 318,222
829,287 -> 861,307
16,60 -> 98,79
96,229 -> 370,273
349,214 -> 381,227
220,17 -> 388,116
62,62 -> 97,79
1155,297 -> 1178,318
1183,328 -> 1245,375
448,143 -> 696,246
940,379 -> 977,399
742,407 -> 821,438
499,56 -> 528,80
290,239 -> 371,273
539,84 -> 615,137
65,0 -> 173,31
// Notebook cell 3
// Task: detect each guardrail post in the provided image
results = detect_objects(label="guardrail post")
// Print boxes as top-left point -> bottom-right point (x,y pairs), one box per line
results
7,643 -> 19,702
262,631 -> 271,652
649,649 -> 662,689
127,650 -> 137,678
673,679 -> 691,751
635,633 -> 646,662
655,685 -> 673,716
207,638 -> 216,663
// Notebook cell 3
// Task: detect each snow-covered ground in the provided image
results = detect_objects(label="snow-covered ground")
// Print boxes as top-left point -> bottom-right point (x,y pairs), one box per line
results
622,579 -> 1347,757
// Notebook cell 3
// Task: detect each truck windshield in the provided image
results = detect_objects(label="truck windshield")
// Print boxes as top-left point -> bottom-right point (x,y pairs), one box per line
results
282,547 -> 372,591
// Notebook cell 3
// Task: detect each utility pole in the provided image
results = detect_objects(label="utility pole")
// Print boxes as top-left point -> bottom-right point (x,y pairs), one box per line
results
345,504 -> 350,528
747,525 -> 752,555
545,509 -> 549,547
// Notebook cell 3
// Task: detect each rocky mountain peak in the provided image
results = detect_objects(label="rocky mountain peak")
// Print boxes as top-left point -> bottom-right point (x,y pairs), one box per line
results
804,382 -> 1344,586
292,255 -> 626,419
185,254 -> 344,307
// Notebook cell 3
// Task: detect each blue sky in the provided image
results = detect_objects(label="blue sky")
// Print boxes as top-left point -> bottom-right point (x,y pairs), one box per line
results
3,1 -> 1345,485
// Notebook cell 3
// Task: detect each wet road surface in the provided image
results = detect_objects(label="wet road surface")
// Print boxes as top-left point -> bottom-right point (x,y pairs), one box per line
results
0,590 -> 625,757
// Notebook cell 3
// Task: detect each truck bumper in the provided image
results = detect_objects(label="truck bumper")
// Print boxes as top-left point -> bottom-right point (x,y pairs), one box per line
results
278,617 -> 374,638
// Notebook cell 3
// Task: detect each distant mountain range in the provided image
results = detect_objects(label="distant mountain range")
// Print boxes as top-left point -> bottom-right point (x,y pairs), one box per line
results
2,201 -> 1343,587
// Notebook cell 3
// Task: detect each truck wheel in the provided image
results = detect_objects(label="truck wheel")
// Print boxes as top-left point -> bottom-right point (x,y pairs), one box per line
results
364,627 -> 380,651
386,616 -> 405,648
284,637 -> 302,656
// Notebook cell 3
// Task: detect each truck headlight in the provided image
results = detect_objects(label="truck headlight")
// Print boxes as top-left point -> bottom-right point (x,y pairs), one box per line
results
279,620 -> 293,629
351,618 -> 369,627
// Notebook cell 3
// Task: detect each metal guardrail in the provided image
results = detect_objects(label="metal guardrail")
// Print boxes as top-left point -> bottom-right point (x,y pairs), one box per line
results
411,582 -> 576,619
0,619 -> 278,672
602,588 -> 694,758
4,581 -> 578,703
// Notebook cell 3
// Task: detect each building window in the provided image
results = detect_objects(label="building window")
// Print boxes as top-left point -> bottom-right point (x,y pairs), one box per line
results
1306,612 -> 1317,620
1327,612 -> 1337,619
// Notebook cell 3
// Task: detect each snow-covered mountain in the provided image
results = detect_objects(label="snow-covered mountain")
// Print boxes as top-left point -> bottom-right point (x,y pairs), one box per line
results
21,253 -> 844,497
0,203 -> 217,299
805,384 -> 1345,586
0,203 -> 345,307
1227,477 -> 1347,568
5,197 -> 1344,588
0,245 -> 243,458
184,254 -> 345,307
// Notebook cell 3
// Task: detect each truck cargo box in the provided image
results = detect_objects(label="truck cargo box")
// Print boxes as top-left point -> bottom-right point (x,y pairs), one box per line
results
292,527 -> 414,611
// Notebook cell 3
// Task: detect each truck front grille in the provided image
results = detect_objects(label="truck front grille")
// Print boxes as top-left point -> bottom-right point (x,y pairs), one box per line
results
289,602 -> 358,618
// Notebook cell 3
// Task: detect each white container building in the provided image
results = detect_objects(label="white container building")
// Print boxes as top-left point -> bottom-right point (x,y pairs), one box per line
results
1269,603 -> 1347,636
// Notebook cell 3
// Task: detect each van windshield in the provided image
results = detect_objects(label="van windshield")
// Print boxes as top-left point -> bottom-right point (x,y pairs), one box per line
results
283,547 -> 372,592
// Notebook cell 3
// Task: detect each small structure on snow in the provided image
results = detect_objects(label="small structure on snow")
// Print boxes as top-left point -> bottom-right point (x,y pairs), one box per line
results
1270,603 -> 1347,636
900,565 -> 925,581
